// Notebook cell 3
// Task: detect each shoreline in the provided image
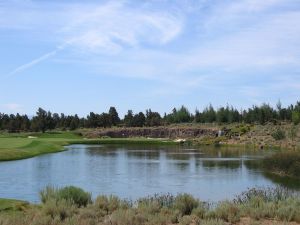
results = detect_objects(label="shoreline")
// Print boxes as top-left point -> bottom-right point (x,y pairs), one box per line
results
0,136 -> 178,161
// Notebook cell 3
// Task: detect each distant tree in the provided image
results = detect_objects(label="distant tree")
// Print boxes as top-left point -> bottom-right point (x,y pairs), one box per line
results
98,113 -> 112,128
34,108 -> 48,132
46,111 -> 55,130
202,104 -> 216,123
70,114 -> 80,130
174,106 -> 191,123
124,110 -> 134,127
20,115 -> 30,131
86,112 -> 98,128
145,109 -> 162,126
108,107 -> 120,126
194,109 -> 201,123
132,112 -> 146,127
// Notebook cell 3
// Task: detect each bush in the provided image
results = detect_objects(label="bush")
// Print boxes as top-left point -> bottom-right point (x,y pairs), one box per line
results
94,195 -> 129,215
57,186 -> 92,207
173,194 -> 199,216
110,209 -> 145,225
40,186 -> 92,207
271,129 -> 286,140
292,111 -> 300,125
212,201 -> 240,223
42,198 -> 77,221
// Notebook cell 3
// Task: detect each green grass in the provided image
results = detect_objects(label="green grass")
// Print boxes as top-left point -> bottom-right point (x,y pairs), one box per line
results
0,199 -> 28,212
0,131 -> 177,161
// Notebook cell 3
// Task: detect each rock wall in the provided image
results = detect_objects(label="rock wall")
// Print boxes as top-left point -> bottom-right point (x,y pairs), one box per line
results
83,127 -> 218,139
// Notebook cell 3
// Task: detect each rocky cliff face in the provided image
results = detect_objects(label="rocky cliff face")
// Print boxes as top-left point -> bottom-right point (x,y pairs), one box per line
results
83,127 -> 219,139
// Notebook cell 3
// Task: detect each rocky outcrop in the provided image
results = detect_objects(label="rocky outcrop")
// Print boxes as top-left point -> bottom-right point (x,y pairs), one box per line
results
83,127 -> 219,139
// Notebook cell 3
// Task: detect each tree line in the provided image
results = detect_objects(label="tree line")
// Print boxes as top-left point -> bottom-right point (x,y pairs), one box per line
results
1,101 -> 300,132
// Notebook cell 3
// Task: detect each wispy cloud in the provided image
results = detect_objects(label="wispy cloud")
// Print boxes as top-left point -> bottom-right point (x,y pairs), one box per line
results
2,1 -> 183,75
6,44 -> 66,77
1,0 -> 300,102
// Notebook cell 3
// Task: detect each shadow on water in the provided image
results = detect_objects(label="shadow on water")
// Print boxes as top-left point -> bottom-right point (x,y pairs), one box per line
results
244,159 -> 300,190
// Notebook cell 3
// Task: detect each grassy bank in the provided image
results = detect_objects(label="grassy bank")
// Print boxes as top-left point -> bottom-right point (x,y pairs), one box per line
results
0,186 -> 299,225
0,132 -> 177,161
0,199 -> 28,212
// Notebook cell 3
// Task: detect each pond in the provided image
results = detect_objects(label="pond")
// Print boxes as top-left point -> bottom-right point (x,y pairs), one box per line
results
0,144 -> 299,202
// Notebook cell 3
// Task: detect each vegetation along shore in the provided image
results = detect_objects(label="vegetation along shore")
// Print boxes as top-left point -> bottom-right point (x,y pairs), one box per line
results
0,186 -> 299,225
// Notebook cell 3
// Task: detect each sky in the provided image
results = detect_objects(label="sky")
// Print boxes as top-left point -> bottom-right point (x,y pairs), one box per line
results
0,0 -> 300,116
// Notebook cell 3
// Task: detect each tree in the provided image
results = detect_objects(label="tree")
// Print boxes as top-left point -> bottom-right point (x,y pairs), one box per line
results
202,104 -> 216,123
145,109 -> 162,126
174,105 -> 191,123
86,112 -> 98,128
124,110 -> 134,127
35,108 -> 48,132
70,115 -> 80,130
108,107 -> 120,126
132,112 -> 146,127
98,113 -> 112,128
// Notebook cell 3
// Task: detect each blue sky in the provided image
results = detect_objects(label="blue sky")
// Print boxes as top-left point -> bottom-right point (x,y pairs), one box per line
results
0,0 -> 300,116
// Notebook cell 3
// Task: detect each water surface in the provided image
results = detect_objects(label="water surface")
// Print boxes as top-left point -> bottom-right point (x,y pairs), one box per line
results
0,144 -> 299,202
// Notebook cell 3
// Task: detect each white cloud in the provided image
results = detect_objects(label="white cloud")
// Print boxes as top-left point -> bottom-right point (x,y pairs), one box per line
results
1,0 -> 300,99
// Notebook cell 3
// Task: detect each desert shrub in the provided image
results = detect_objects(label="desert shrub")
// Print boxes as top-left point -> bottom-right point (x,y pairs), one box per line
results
137,200 -> 161,215
94,195 -> 128,215
276,198 -> 300,222
42,198 -> 77,221
191,203 -> 208,219
173,194 -> 199,216
137,193 -> 175,208
212,201 -> 240,223
271,129 -> 286,140
40,186 -> 57,203
199,219 -> 225,225
145,211 -> 176,225
240,197 -> 276,220
40,186 -> 91,207
109,209 -> 145,225
178,215 -> 199,225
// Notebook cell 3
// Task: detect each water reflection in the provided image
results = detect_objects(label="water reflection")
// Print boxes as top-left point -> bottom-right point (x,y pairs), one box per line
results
0,144 -> 299,203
